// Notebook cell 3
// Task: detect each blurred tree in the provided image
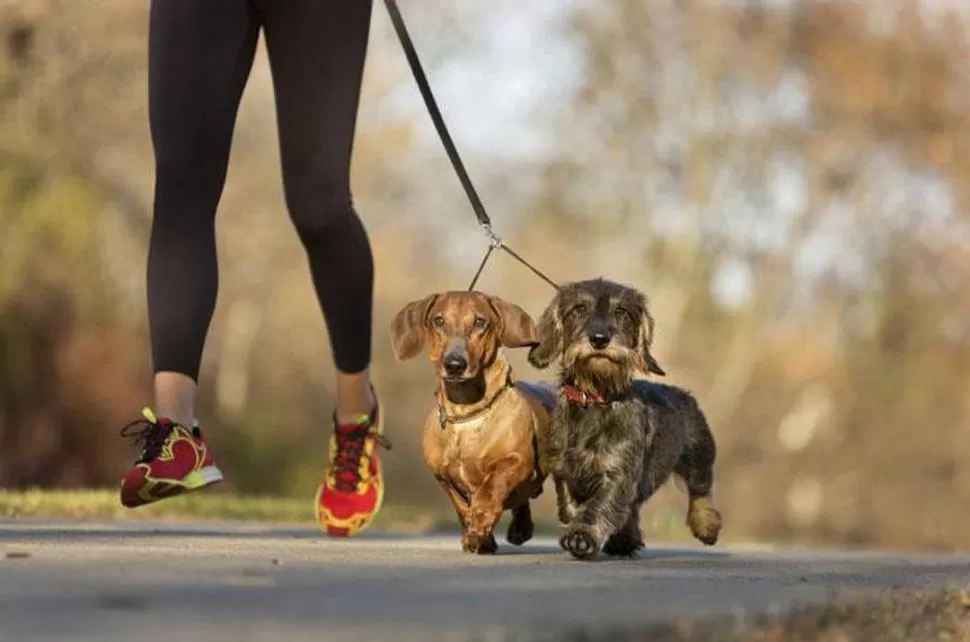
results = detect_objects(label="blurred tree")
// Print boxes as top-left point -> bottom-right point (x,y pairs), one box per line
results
2,0 -> 969,551
523,0 -> 970,548
0,1 -> 149,487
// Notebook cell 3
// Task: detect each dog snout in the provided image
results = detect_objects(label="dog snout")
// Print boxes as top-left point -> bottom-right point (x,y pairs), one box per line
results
443,352 -> 468,376
588,329 -> 612,350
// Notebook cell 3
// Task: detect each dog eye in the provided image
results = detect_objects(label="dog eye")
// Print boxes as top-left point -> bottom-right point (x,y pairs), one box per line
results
431,315 -> 445,328
473,316 -> 488,330
614,307 -> 629,320
568,304 -> 587,318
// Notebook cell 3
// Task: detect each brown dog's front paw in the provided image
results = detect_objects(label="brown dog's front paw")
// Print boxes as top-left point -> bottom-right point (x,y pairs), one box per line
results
603,532 -> 644,558
687,504 -> 722,546
559,525 -> 600,561
506,513 -> 534,546
462,531 -> 498,555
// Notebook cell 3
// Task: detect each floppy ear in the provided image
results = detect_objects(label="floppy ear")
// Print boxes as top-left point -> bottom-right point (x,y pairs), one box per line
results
636,302 -> 666,377
389,294 -> 439,361
527,297 -> 564,369
486,296 -> 537,348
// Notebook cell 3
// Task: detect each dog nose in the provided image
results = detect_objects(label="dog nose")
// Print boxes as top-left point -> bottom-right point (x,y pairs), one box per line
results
588,331 -> 611,350
443,353 -> 467,376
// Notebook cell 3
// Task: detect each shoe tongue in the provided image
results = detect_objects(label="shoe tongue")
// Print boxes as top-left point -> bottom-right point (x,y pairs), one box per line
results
334,418 -> 370,486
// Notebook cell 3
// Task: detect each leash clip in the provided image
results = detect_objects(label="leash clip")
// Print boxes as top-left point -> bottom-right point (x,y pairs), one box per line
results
480,223 -> 503,249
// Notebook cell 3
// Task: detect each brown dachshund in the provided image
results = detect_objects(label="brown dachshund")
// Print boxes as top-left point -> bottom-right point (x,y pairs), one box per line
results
390,291 -> 556,554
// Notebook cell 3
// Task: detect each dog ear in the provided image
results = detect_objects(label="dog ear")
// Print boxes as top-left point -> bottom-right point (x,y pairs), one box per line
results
486,296 -> 538,348
637,303 -> 666,377
389,294 -> 439,361
527,297 -> 563,369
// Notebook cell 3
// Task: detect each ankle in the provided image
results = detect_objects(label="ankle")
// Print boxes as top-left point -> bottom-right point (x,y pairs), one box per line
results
334,368 -> 376,424
335,386 -> 375,425
154,371 -> 197,428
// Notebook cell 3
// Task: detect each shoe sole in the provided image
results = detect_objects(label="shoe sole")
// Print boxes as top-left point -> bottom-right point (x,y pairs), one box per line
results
121,465 -> 225,509
315,390 -> 386,537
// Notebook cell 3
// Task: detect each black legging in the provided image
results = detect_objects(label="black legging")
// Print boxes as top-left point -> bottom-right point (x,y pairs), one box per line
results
147,0 -> 374,381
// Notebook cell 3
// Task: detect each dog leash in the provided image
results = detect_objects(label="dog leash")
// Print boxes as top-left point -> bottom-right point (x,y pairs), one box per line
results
381,0 -> 559,292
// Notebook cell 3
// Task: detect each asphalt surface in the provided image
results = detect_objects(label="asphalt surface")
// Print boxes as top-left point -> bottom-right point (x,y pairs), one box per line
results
0,520 -> 968,642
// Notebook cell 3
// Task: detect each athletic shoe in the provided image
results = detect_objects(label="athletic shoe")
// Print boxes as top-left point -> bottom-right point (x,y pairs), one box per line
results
119,407 -> 224,508
315,390 -> 391,536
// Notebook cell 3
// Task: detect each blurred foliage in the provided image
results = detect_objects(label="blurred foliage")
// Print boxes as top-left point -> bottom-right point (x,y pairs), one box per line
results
0,0 -> 968,551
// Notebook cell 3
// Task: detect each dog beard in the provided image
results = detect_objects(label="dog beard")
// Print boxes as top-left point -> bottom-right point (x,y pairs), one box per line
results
563,343 -> 637,399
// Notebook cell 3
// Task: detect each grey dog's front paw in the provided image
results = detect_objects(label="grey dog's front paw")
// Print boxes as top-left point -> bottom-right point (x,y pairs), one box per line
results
560,525 -> 600,561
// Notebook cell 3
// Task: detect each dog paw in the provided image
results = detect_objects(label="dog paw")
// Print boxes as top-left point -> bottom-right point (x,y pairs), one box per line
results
688,505 -> 722,546
462,531 -> 498,555
506,515 -> 534,546
559,525 -> 600,561
602,533 -> 644,558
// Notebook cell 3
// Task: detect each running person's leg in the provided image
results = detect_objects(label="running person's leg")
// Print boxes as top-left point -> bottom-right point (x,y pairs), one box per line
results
120,0 -> 260,508
259,0 -> 388,536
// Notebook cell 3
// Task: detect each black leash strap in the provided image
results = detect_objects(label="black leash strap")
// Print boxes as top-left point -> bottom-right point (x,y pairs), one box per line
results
381,0 -> 490,229
381,0 -> 559,292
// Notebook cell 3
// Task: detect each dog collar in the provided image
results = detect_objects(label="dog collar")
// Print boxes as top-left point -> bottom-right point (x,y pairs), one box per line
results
436,368 -> 514,429
561,384 -> 608,406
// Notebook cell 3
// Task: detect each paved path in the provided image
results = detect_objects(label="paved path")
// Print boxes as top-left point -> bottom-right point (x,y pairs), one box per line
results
0,520 -> 967,641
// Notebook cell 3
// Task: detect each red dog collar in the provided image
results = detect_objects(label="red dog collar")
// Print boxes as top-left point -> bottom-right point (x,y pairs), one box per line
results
561,384 -> 607,406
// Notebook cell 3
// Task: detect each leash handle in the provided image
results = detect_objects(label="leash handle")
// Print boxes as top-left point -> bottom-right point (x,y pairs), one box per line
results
382,0 -> 492,228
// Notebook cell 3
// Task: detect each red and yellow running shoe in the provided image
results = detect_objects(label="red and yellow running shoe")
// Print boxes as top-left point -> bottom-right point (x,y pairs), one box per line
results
118,408 -> 224,508
315,391 -> 392,537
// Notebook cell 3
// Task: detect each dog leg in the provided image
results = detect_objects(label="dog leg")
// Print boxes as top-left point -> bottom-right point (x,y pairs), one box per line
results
456,480 -> 496,555
561,474 -> 638,561
603,503 -> 644,557
464,505 -> 500,554
441,486 -> 498,554
436,477 -> 479,552
465,462 -> 526,555
674,442 -> 722,546
437,477 -> 470,527
554,476 -> 578,526
506,503 -> 534,546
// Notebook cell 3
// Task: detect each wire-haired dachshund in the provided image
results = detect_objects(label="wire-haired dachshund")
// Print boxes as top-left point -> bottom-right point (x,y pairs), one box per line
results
528,277 -> 723,560
390,291 -> 556,554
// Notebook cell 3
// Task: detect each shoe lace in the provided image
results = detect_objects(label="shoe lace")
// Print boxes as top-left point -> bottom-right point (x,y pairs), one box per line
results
332,423 -> 392,492
119,418 -> 174,463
